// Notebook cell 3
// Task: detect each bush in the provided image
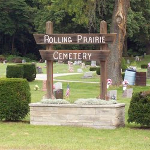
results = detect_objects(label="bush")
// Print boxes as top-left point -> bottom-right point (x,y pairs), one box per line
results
85,61 -> 91,65
121,57 -> 128,72
89,67 -> 97,71
6,55 -> 22,63
6,65 -> 24,78
19,63 -> 36,81
0,78 -> 31,121
122,72 -> 125,80
128,91 -> 150,126
96,67 -> 100,75
0,55 -> 5,62
141,64 -> 147,69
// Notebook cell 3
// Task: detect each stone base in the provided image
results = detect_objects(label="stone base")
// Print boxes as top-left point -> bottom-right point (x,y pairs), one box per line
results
29,103 -> 125,129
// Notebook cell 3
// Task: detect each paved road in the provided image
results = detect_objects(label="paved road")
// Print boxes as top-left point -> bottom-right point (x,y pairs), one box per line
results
36,73 -> 99,84
36,73 -> 82,80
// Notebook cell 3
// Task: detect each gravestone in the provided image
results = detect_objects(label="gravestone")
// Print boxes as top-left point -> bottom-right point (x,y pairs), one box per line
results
135,56 -> 139,61
36,66 -> 43,73
81,63 -> 85,69
54,82 -> 62,91
22,59 -> 26,63
91,61 -> 96,67
122,88 -> 133,98
83,72 -> 93,78
53,82 -> 63,99
127,59 -> 130,64
107,90 -> 117,100
68,61 -> 74,72
147,67 -> 150,79
77,68 -> 83,73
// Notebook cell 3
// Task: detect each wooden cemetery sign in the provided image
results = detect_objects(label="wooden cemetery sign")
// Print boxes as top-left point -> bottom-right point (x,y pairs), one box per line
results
34,21 -> 116,100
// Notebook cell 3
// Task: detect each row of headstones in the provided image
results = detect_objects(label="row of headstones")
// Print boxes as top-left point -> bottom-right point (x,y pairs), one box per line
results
42,81 -> 133,100
107,89 -> 133,100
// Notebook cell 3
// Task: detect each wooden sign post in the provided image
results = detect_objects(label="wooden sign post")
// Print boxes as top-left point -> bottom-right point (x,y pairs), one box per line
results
34,21 -> 116,100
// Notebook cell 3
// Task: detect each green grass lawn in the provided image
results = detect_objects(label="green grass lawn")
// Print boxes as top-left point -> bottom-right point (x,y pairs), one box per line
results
0,62 -> 150,150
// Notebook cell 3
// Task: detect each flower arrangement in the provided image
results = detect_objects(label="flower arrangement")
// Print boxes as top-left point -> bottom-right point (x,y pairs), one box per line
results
34,85 -> 39,91
107,79 -> 112,89
122,80 -> 129,91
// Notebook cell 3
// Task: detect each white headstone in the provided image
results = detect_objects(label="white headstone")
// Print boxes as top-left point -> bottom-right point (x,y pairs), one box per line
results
107,90 -> 117,100
91,61 -> 96,67
83,72 -> 93,78
127,59 -> 130,64
77,68 -> 83,73
22,59 -> 26,63
54,82 -> 62,90
122,88 -> 133,98
81,63 -> 85,69
68,61 -> 74,72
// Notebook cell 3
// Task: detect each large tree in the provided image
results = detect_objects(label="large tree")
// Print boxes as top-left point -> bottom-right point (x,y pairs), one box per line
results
107,0 -> 130,85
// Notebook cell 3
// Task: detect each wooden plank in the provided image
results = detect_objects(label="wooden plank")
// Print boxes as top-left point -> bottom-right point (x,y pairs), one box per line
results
100,20 -> 108,100
33,33 -> 116,45
46,21 -> 53,99
39,50 -> 110,61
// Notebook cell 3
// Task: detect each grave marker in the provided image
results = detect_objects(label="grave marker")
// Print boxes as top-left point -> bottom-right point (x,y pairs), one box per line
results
107,90 -> 117,100
122,88 -> 133,98
147,67 -> 150,79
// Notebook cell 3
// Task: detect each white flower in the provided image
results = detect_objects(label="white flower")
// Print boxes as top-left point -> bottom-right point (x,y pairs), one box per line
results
34,85 -> 39,91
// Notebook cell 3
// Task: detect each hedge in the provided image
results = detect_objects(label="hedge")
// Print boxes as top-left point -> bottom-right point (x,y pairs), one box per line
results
128,91 -> 150,126
20,63 -> 36,81
7,63 -> 36,82
0,78 -> 31,121
89,67 -> 97,71
96,67 -> 100,75
141,64 -> 147,69
6,65 -> 24,78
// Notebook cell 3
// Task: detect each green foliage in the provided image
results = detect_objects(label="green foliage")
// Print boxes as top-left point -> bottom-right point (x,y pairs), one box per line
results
85,61 -> 91,65
0,0 -> 35,55
141,64 -> 148,69
121,57 -> 128,72
6,65 -> 24,78
122,72 -> 125,80
0,78 -> 31,121
0,55 -> 5,62
96,67 -> 100,75
128,91 -> 150,126
89,67 -> 97,71
127,0 -> 150,55
20,63 -> 36,81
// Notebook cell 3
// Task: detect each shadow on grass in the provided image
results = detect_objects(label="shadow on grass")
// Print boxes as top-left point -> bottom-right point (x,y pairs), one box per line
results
1,120 -> 30,124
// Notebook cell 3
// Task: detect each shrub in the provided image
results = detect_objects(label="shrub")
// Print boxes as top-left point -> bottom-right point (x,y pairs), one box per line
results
85,61 -> 91,65
141,64 -> 147,69
121,57 -> 128,72
122,72 -> 125,80
128,91 -> 150,126
96,67 -> 100,75
0,78 -> 31,121
0,55 -> 5,62
19,63 -> 36,81
6,55 -> 22,63
89,67 -> 97,71
6,65 -> 24,78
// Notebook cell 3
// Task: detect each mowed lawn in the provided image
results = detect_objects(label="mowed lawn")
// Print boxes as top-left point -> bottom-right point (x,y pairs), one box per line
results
0,62 -> 150,150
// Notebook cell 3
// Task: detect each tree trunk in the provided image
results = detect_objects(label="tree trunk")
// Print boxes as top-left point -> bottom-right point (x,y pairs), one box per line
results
107,0 -> 130,85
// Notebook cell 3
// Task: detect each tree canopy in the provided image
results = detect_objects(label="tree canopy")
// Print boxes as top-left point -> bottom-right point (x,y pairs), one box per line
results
0,0 -> 150,57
